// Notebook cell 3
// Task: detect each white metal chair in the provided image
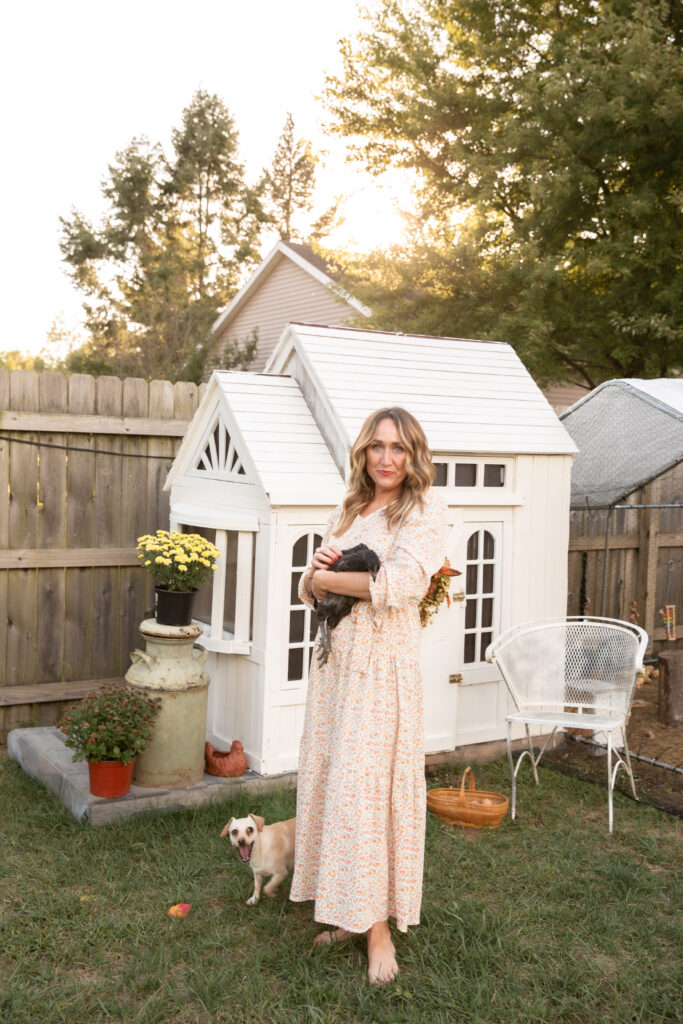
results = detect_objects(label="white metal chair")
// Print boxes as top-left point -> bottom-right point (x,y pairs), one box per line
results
486,617 -> 648,833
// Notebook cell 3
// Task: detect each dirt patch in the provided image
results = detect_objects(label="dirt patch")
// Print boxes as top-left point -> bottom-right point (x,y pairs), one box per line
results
545,676 -> 683,817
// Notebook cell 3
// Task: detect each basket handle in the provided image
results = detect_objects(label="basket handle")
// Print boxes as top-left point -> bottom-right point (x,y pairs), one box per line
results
458,766 -> 476,803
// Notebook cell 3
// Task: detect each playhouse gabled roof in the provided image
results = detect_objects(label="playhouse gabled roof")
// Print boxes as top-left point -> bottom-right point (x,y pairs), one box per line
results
265,323 -> 577,456
165,371 -> 344,506
561,378 -> 683,509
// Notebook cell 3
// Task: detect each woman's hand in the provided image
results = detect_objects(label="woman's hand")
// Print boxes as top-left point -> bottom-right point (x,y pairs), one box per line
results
312,544 -> 342,571
311,570 -> 329,601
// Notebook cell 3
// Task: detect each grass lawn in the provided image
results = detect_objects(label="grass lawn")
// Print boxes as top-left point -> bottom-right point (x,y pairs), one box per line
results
0,753 -> 680,1024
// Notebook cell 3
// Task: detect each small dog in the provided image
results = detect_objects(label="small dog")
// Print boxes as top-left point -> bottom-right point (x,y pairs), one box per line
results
220,813 -> 296,905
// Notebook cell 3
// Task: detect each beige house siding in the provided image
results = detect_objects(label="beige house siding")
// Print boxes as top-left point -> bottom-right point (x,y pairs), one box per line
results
211,254 -> 358,373
542,382 -> 590,413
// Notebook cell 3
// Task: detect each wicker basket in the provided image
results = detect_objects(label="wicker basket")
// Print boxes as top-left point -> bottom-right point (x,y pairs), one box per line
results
427,766 -> 509,829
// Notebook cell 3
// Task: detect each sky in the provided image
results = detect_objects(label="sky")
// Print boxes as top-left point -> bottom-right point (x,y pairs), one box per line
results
0,0 -> 410,357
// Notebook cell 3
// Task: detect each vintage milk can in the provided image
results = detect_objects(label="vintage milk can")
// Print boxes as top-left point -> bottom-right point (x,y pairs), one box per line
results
125,619 -> 209,788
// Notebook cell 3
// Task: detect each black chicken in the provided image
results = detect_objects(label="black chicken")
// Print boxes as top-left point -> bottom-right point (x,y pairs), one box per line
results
314,543 -> 381,666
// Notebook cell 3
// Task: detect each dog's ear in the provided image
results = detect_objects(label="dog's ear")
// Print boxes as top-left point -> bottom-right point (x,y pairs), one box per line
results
220,817 -> 234,838
249,814 -> 265,832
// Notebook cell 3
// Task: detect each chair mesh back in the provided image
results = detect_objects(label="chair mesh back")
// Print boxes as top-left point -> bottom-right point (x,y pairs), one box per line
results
495,622 -> 639,715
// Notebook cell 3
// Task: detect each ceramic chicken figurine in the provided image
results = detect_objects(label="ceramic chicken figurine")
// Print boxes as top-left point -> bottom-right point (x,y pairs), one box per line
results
205,740 -> 248,778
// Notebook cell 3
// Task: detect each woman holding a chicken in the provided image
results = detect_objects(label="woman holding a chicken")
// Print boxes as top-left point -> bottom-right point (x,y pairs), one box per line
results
291,407 -> 448,985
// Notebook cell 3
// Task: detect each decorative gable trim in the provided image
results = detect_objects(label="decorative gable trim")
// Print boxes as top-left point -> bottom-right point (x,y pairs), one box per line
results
164,376 -> 263,494
189,410 -> 252,483
194,415 -> 246,479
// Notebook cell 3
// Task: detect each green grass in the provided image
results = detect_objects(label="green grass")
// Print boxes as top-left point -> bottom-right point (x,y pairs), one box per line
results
0,754 -> 680,1024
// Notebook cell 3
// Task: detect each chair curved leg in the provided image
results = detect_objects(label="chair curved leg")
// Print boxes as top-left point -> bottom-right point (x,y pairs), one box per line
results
525,724 -> 540,785
507,720 -> 516,821
621,728 -> 638,801
607,731 -> 614,834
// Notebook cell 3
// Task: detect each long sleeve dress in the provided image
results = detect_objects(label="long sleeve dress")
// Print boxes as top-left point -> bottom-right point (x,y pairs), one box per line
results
289,489 -> 448,933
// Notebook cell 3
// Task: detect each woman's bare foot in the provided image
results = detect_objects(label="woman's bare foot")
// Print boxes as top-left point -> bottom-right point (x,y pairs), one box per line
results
313,927 -> 352,946
367,921 -> 398,984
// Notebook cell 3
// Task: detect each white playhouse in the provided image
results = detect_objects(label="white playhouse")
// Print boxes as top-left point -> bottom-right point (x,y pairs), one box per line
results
165,323 -> 577,775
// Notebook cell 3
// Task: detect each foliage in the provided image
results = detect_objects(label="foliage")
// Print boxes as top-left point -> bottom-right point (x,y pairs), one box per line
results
262,113 -> 317,242
0,350 -> 54,372
137,530 -> 220,591
59,91 -> 268,383
58,687 -> 160,764
324,0 -> 683,387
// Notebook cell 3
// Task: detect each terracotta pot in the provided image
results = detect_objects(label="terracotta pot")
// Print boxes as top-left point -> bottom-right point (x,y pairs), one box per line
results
88,759 -> 136,798
154,587 -> 197,626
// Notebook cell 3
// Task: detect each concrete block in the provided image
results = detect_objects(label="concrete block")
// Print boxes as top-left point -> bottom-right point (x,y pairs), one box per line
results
7,727 -> 296,826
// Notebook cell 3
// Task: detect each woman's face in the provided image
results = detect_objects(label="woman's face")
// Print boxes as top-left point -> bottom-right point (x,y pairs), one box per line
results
365,417 -> 408,497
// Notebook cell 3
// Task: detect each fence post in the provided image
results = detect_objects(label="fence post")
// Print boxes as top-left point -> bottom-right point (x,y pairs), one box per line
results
636,480 -> 661,646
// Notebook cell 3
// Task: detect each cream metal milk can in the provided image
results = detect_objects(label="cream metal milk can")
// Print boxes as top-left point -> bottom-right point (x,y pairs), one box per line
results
125,619 -> 209,788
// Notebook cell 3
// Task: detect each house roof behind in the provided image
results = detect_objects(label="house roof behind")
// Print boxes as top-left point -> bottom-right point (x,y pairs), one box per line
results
560,378 -> 683,508
210,240 -> 368,340
214,371 -> 344,504
281,241 -> 336,278
266,323 -> 577,456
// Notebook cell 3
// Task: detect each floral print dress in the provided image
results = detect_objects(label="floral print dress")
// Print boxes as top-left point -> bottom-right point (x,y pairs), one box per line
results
290,489 -> 448,933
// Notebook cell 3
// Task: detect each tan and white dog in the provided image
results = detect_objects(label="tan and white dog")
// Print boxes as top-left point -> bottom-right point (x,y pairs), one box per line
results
220,814 -> 296,906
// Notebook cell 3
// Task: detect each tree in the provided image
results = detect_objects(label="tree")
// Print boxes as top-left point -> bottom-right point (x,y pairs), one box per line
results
60,91 -> 266,382
263,113 -> 317,241
324,0 -> 683,387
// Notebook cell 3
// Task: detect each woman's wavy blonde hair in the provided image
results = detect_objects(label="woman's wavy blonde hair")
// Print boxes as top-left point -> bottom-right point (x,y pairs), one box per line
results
332,407 -> 435,536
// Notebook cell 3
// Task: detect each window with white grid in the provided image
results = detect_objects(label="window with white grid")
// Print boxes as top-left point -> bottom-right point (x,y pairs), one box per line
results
288,532 -> 322,683
432,458 -> 510,488
463,529 -> 498,663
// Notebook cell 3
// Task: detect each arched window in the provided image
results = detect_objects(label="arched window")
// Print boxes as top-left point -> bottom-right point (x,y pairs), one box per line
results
464,529 -> 497,663
288,532 -> 322,683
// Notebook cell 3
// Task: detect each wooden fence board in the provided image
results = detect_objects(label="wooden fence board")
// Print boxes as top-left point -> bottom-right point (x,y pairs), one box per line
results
91,567 -> 118,679
92,379 -> 123,678
67,374 -> 97,415
5,569 -> 37,686
119,567 -> 145,673
36,376 -> 69,684
64,566 -> 94,682
147,380 -> 177,536
36,568 -> 64,684
122,378 -> 149,418
7,374 -> 40,684
3,412 -> 191,435
62,370 -> 95,682
9,369 -> 40,412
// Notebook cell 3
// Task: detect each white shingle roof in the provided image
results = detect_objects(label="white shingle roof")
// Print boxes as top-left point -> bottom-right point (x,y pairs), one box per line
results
266,323 -> 577,455
214,371 -> 344,503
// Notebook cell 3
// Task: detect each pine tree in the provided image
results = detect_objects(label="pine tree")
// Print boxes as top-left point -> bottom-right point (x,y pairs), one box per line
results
59,92 -> 266,382
263,113 -> 317,241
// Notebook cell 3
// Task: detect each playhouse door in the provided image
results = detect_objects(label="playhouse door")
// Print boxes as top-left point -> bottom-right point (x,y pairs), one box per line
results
453,510 -> 513,747
421,518 -> 464,753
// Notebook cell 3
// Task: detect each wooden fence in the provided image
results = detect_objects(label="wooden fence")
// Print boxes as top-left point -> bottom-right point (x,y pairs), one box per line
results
0,370 -> 204,691
567,463 -> 683,653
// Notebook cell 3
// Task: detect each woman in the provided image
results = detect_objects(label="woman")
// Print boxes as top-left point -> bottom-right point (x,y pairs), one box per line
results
290,407 -> 448,985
